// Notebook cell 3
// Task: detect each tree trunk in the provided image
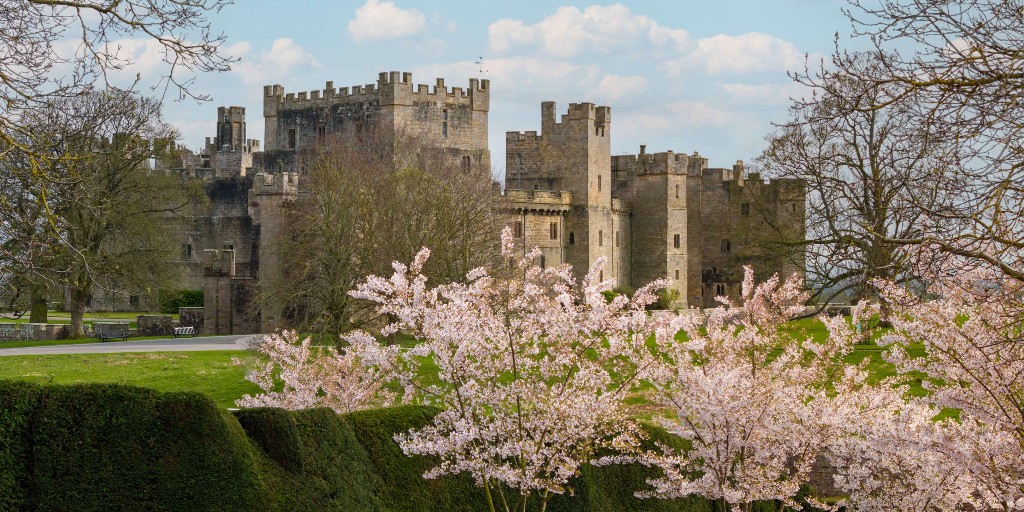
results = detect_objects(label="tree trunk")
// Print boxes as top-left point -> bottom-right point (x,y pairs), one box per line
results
29,287 -> 47,323
69,286 -> 91,339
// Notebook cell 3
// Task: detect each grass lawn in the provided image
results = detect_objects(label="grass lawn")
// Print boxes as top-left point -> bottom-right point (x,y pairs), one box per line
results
0,350 -> 259,409
0,319 -> 923,413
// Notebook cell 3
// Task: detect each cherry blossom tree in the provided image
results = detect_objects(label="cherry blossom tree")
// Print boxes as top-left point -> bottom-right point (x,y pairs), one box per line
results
234,330 -> 395,414
828,392 -> 1005,512
834,276 -> 1024,511
633,268 -> 868,512
345,228 -> 676,512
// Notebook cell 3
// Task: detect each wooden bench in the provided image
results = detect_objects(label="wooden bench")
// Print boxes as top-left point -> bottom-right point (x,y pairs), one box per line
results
174,326 -> 197,338
98,327 -> 128,342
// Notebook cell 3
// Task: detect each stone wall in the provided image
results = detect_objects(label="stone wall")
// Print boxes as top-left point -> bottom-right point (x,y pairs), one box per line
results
179,307 -> 205,333
262,72 -> 490,171
137,315 -> 173,336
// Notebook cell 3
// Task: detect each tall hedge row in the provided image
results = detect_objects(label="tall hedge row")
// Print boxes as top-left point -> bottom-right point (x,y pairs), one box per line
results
0,381 -> 799,511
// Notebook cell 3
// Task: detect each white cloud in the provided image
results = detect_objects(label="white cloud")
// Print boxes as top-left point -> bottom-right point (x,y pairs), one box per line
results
416,57 -> 600,101
721,82 -> 809,105
168,119 -> 215,151
489,4 -> 689,57
613,112 -> 675,144
348,0 -> 426,42
228,38 -> 320,86
595,74 -> 647,101
666,101 -> 736,127
663,32 -> 805,75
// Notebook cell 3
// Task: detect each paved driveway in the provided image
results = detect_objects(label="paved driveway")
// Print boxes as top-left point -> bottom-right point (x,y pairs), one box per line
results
0,335 -> 258,356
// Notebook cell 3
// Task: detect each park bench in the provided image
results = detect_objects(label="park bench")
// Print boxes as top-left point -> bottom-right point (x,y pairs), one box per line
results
174,326 -> 197,338
95,321 -> 130,342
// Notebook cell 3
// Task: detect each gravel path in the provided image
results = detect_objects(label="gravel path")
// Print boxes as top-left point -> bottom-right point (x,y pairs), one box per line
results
0,335 -> 258,356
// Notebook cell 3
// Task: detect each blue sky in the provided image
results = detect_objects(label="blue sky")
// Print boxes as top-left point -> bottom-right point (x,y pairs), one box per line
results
129,0 -> 858,176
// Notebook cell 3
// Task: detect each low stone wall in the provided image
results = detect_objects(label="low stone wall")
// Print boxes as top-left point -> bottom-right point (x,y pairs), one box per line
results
137,315 -> 173,336
0,323 -> 70,341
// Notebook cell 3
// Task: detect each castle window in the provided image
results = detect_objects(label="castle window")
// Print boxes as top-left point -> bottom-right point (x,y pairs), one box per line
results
675,269 -> 679,280
223,243 -> 234,251
791,203 -> 797,213
514,221 -> 523,239
716,284 -> 725,296
673,234 -> 681,249
597,175 -> 602,191
461,155 -> 471,171
442,109 -> 448,138
721,239 -> 731,252
615,230 -> 620,247
540,254 -> 546,269
317,125 -> 326,145
181,244 -> 193,261
549,222 -> 558,240
288,128 -> 296,149
741,202 -> 750,216
569,231 -> 575,245
599,230 -> 603,246
600,270 -> 604,281
675,184 -> 679,199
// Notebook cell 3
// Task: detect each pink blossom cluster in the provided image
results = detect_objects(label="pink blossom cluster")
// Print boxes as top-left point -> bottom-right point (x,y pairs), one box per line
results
624,268 -> 871,512
234,234 -> 1024,512
234,330 -> 394,413
346,228 -> 677,511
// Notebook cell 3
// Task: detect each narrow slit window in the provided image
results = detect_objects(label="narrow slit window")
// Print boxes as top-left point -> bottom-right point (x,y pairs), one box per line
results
288,128 -> 296,149
442,109 -> 448,138
549,222 -> 558,240
674,234 -> 681,249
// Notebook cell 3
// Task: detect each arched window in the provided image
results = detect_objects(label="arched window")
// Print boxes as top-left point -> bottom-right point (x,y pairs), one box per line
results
568,231 -> 575,245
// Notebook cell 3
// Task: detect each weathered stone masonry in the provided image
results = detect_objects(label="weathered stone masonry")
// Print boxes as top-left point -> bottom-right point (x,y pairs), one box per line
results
162,71 -> 804,333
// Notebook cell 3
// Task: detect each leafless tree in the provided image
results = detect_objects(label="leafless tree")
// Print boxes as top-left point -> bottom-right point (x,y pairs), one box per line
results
0,0 -> 233,281
795,0 -> 1024,282
262,127 -> 504,341
757,53 -> 964,313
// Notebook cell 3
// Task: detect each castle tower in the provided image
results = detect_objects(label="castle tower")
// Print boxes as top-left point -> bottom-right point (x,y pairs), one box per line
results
261,73 -> 490,172
216,106 -> 247,150
612,149 -> 706,306
248,172 -> 299,332
505,102 -> 618,283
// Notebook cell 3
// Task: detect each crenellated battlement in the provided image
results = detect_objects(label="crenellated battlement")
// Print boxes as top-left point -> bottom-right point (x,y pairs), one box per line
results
507,101 -> 611,141
263,71 -> 490,110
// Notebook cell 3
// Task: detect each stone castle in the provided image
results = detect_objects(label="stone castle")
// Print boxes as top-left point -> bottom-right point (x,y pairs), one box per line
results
157,71 -> 804,334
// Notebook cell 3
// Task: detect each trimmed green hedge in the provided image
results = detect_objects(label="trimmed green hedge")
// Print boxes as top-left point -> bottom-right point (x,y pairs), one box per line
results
0,381 -> 814,511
